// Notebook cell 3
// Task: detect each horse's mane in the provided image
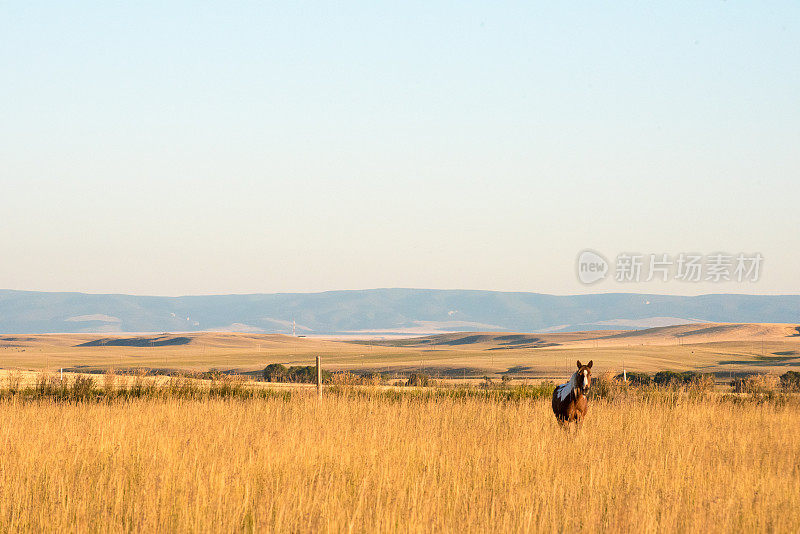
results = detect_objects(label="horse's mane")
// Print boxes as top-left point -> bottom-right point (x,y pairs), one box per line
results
555,372 -> 577,402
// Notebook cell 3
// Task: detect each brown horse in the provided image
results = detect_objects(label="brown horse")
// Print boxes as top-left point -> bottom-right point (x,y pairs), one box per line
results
552,360 -> 593,423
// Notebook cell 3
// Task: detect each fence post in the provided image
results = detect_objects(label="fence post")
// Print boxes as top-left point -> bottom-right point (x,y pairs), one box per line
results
316,356 -> 322,400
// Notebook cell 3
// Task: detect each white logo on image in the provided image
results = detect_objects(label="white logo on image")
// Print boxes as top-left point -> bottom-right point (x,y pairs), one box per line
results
577,250 -> 609,284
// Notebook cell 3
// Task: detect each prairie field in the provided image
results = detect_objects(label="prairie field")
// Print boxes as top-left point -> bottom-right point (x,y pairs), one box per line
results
2,323 -> 800,380
1,390 -> 798,533
1,324 -> 799,532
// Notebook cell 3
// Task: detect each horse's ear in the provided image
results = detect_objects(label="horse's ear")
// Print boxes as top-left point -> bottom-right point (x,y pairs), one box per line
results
587,360 -> 593,369
576,360 -> 582,369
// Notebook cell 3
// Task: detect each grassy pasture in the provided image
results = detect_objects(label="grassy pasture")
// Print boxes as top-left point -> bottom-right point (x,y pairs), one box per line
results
0,389 -> 798,532
2,324 -> 800,380
1,323 -> 799,533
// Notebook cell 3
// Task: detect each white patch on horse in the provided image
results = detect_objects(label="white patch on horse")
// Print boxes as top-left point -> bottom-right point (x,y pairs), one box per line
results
557,372 -> 577,401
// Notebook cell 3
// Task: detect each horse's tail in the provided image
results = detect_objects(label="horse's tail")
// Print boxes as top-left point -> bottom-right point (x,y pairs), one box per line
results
551,387 -> 560,417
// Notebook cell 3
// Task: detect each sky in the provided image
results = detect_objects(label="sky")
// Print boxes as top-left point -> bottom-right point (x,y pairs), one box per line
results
2,1 -> 798,296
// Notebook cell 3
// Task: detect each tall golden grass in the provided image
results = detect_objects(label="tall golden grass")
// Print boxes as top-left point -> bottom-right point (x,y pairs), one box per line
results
0,391 -> 798,532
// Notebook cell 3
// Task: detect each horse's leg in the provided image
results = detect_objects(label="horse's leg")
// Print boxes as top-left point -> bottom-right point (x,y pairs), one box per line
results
574,416 -> 583,432
569,416 -> 580,434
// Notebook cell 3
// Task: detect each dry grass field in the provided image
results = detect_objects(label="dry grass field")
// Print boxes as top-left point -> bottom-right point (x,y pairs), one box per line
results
2,323 -> 799,380
2,323 -> 799,532
1,390 -> 798,532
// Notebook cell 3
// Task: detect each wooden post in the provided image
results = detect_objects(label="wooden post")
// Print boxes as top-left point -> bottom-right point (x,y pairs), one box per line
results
316,356 -> 322,400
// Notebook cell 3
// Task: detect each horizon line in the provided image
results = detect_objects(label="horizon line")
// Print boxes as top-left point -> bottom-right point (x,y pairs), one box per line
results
2,287 -> 799,299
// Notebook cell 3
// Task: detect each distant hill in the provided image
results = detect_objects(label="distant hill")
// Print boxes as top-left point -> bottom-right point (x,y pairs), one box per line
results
0,288 -> 798,335
363,323 -> 800,349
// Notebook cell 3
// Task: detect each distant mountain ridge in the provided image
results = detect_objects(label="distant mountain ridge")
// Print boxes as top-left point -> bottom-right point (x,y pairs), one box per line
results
0,288 -> 798,335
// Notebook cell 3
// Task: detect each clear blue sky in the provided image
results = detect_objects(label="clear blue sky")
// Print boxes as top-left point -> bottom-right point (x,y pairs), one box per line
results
2,2 -> 798,296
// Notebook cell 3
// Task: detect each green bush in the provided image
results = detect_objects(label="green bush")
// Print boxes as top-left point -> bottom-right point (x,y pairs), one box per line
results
263,363 -> 289,382
614,372 -> 651,386
653,370 -> 708,387
262,364 -> 331,384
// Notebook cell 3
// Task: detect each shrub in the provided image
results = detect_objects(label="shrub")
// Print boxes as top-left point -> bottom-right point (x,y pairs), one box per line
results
653,371 -> 682,386
686,374 -> 715,397
166,375 -> 201,398
288,365 -> 331,384
263,363 -> 288,382
103,369 -> 117,396
210,374 -> 249,398
262,364 -> 331,384
5,370 -> 22,395
653,371 -> 708,387
362,372 -> 385,386
330,371 -> 357,386
406,373 -> 431,387
71,375 -> 96,400
590,371 -> 623,400
732,374 -> 779,394
331,372 -> 386,386
780,371 -> 800,392
130,369 -> 147,397
35,372 -> 60,397
614,371 -> 651,386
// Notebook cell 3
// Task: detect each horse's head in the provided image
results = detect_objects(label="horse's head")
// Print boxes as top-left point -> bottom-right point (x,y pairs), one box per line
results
576,360 -> 593,394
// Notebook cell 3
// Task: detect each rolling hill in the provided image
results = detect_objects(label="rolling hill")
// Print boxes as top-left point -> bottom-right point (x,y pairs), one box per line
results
2,324 -> 799,377
0,288 -> 798,335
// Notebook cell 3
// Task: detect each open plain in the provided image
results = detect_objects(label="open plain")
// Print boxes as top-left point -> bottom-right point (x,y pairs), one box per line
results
1,323 -> 800,532
1,391 -> 799,532
2,323 -> 799,380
